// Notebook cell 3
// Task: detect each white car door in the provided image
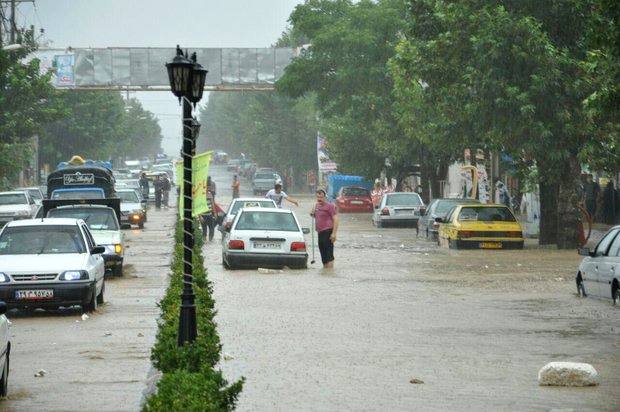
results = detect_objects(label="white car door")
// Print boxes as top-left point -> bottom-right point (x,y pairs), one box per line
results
81,225 -> 104,288
585,228 -> 619,297
599,231 -> 620,300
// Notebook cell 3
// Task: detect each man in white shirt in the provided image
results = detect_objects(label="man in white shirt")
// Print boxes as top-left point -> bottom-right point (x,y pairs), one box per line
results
265,183 -> 299,208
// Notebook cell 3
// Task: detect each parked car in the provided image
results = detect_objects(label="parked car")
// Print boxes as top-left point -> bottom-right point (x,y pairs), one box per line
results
419,198 -> 480,240
15,187 -> 44,206
335,186 -> 373,213
218,197 -> 278,234
222,207 -> 309,269
46,205 -> 125,276
0,218 -> 106,312
576,226 -> 620,304
0,191 -> 38,228
227,159 -> 242,172
117,189 -> 146,229
0,300 -> 9,397
436,204 -> 524,249
372,192 -> 425,228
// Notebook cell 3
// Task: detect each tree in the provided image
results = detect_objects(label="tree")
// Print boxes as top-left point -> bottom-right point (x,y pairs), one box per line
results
0,28 -> 63,188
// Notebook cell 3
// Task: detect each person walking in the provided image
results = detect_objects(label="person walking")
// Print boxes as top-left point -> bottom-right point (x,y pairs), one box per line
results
162,175 -> 171,208
153,175 -> 164,209
199,190 -> 216,241
231,175 -> 240,199
265,183 -> 299,208
207,176 -> 216,200
311,188 -> 339,268
139,172 -> 150,201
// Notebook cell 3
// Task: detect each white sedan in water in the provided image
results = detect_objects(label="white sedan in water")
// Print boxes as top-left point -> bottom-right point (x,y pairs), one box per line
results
222,207 -> 309,269
576,225 -> 620,304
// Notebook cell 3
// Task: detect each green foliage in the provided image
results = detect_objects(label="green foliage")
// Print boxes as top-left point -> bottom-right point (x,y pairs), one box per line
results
199,92 -> 317,183
0,29 -> 64,187
145,221 -> 243,410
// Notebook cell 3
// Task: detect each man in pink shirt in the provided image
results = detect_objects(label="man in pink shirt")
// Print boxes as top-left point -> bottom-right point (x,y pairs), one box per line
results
311,189 -> 339,268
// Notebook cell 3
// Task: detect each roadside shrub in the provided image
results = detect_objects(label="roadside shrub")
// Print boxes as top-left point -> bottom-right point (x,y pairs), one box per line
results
144,221 -> 243,410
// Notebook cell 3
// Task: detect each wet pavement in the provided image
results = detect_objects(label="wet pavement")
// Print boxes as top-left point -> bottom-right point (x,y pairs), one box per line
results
205,165 -> 620,411
0,200 -> 176,411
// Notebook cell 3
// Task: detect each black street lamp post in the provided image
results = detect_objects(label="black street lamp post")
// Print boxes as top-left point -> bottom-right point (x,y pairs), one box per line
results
166,46 -> 207,346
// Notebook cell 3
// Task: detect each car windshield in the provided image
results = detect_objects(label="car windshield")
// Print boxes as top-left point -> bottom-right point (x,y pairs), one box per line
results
436,200 -> 478,215
385,193 -> 422,206
52,190 -> 104,200
342,187 -> 369,197
0,193 -> 28,205
118,191 -> 139,202
255,173 -> 275,180
230,200 -> 276,215
235,211 -> 299,232
116,180 -> 139,189
48,208 -> 119,230
0,225 -> 86,255
24,189 -> 42,200
458,206 -> 516,222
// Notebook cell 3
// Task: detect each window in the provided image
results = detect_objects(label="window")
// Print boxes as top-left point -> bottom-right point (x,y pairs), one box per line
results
48,208 -> 119,231
81,225 -> 95,250
342,187 -> 370,197
234,211 -> 299,232
594,228 -> 620,257
27,189 -> 42,200
435,199 -> 478,215
457,206 -> 516,222
254,173 -> 275,180
0,193 -> 28,205
607,231 -> 620,257
118,191 -> 139,203
230,200 -> 276,215
0,225 -> 86,255
52,190 -> 104,200
385,193 -> 422,206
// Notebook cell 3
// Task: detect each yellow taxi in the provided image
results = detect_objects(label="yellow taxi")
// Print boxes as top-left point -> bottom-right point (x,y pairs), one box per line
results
437,204 -> 524,249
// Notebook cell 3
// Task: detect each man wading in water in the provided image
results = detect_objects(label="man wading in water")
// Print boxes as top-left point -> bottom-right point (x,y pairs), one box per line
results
311,189 -> 339,268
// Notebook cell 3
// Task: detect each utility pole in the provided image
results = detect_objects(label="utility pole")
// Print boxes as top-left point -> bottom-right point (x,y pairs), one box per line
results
9,0 -> 14,43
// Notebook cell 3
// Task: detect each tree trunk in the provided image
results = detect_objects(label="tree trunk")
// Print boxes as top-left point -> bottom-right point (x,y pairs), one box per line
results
556,156 -> 582,249
539,180 -> 559,245
419,161 -> 431,203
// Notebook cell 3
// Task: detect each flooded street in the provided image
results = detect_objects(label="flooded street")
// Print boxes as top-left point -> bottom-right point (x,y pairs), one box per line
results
206,165 -> 620,411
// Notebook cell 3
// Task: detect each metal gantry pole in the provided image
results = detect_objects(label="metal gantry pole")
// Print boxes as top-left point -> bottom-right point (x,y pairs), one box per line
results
178,96 -> 197,345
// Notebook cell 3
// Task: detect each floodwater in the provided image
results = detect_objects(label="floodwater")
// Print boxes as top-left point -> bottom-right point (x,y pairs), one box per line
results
205,165 -> 619,411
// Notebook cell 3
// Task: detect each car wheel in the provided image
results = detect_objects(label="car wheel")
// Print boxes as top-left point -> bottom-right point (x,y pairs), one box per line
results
576,274 -> 587,297
113,265 -> 123,277
0,349 -> 9,397
138,222 -> 144,229
96,280 -> 105,305
425,228 -> 429,239
613,282 -> 619,305
84,286 -> 98,313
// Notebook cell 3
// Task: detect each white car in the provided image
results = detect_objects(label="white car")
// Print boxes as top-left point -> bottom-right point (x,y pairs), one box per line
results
15,187 -> 44,205
0,301 -> 10,397
372,192 -> 425,228
0,191 -> 38,228
117,189 -> 146,228
222,207 -> 309,269
576,225 -> 620,304
0,218 -> 106,312
219,197 -> 277,234
46,205 -> 125,276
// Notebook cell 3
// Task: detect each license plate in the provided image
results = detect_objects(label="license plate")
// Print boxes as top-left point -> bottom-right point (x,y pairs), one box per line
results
350,201 -> 363,205
480,242 -> 502,249
16,289 -> 54,300
253,242 -> 281,250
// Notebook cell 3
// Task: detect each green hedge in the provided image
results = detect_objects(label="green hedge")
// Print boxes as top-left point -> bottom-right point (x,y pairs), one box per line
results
144,222 -> 243,411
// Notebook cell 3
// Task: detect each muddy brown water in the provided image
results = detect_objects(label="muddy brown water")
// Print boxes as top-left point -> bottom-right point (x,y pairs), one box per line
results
205,165 -> 619,412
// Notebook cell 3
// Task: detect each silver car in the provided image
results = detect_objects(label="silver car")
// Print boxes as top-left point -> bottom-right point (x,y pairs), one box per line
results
577,226 -> 620,304
372,192 -> 425,228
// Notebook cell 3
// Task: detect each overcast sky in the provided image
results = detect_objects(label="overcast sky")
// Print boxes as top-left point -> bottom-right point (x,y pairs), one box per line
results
16,0 -> 303,156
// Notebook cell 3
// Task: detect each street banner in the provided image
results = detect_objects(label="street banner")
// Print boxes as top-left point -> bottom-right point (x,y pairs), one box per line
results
176,150 -> 213,218
54,54 -> 75,87
317,132 -> 337,187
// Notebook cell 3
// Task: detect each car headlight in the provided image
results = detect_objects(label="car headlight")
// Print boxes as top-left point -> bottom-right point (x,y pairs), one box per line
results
59,270 -> 89,281
0,272 -> 10,283
114,244 -> 123,254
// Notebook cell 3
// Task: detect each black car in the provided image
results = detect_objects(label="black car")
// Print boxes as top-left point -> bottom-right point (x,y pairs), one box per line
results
419,198 -> 480,240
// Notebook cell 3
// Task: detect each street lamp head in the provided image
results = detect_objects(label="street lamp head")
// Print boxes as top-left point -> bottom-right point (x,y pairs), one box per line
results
189,52 -> 208,104
166,45 -> 194,100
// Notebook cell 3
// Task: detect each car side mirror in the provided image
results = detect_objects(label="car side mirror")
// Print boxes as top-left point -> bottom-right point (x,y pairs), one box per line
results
302,227 -> 310,234
578,247 -> 592,257
121,223 -> 132,230
435,217 -> 444,223
0,301 -> 7,315
91,245 -> 106,255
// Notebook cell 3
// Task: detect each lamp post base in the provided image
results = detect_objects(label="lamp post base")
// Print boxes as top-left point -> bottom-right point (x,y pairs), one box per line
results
178,295 -> 197,345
